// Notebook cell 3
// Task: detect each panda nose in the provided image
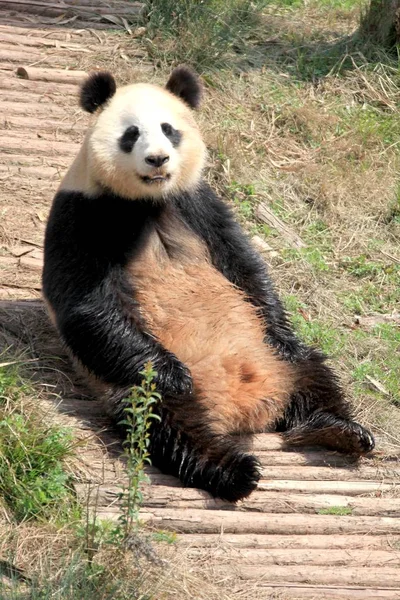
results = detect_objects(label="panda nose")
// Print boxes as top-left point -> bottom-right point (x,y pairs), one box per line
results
145,154 -> 170,168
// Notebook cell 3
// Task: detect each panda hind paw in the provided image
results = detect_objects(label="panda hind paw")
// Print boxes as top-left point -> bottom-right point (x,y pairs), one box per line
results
217,453 -> 261,503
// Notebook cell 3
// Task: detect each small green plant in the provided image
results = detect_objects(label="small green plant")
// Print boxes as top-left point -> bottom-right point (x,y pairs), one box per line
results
341,255 -> 385,279
227,180 -> 257,221
318,506 -> 353,516
282,247 -> 330,273
115,362 -> 161,543
152,530 -> 177,544
0,364 -> 77,523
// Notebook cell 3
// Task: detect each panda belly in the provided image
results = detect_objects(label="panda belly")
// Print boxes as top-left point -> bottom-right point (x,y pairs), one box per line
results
129,226 -> 294,435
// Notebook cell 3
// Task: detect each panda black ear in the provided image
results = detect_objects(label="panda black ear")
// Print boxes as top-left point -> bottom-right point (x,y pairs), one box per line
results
166,66 -> 202,109
80,71 -> 117,113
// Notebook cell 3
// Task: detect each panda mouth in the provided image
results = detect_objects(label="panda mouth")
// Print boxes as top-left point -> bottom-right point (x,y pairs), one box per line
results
141,174 -> 171,184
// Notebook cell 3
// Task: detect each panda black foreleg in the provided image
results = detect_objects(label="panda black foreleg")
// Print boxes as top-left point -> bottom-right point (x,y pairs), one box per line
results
275,349 -> 375,454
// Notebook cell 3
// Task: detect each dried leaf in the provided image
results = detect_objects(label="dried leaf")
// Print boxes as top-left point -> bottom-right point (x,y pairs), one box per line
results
121,17 -> 133,35
365,375 -> 390,397
103,14 -> 123,27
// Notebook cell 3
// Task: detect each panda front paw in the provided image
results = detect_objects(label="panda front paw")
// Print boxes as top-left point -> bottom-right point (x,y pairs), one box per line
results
157,354 -> 193,397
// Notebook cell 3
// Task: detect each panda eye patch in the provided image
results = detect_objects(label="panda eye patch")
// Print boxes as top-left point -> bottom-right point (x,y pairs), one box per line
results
119,125 -> 140,153
161,122 -> 182,148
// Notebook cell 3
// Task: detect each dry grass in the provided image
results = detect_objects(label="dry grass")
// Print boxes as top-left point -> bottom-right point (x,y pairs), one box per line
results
0,521 -> 273,600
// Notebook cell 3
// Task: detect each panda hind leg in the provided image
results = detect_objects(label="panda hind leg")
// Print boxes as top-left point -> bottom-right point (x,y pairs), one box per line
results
275,351 -> 375,456
149,406 -> 261,503
281,408 -> 374,455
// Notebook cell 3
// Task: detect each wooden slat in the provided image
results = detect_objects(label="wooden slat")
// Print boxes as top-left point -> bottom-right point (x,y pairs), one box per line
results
177,533 -> 399,550
0,100 -> 71,115
0,31 -> 91,49
0,76 -> 78,94
257,450 -> 369,467
260,465 -> 399,481
0,114 -> 86,132
17,66 -> 87,84
251,585 -> 400,598
0,0 -> 144,16
251,433 -> 285,451
0,88 -> 76,103
258,479 -> 397,495
186,548 -> 400,567
0,164 -> 64,179
124,509 -> 400,535
76,484 -> 400,517
0,48 -> 43,63
230,565 -> 400,586
0,136 -> 78,155
0,153 -> 68,166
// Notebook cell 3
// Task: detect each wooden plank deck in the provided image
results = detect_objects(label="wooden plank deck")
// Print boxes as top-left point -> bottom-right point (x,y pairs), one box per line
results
0,5 -> 399,598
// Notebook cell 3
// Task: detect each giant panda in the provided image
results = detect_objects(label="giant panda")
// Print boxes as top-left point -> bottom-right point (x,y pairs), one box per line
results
43,67 -> 374,502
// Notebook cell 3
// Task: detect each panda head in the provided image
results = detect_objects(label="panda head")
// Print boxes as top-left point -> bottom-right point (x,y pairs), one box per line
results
78,67 -> 206,201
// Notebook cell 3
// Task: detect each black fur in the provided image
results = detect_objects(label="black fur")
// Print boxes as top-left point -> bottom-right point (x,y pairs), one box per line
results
173,184 -> 374,455
43,192 -> 192,396
119,125 -> 140,153
161,122 -> 182,148
80,72 -> 116,114
43,183 -> 374,502
166,66 -> 202,109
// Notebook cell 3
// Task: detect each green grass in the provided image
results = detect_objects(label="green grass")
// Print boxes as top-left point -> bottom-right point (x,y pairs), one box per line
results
143,0 -> 269,69
351,325 -> 400,404
285,294 -> 400,405
284,295 -> 346,356
318,506 -> 353,516
282,247 -> 331,273
0,364 -> 77,523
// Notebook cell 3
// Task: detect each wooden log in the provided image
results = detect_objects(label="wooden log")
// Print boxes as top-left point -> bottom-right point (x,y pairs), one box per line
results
0,114 -> 86,132
17,67 -> 87,85
0,136 -> 78,156
260,465 -> 399,482
0,164 -> 65,179
258,479 -> 397,495
134,509 -> 400,535
0,89 -> 76,104
256,202 -> 306,248
251,433 -> 284,451
9,244 -> 36,257
186,548 -> 400,567
0,100 -> 69,115
177,533 -> 398,550
0,31 -> 91,50
0,153 -> 68,167
0,256 -> 18,268
1,178 -> 59,192
144,489 -> 400,517
252,585 -> 400,598
0,0 -> 144,18
0,61 -> 23,71
256,450 -> 363,468
77,483 -> 400,517
19,254 -> 43,272
0,76 -> 78,95
0,286 -> 40,299
0,48 -> 40,63
229,565 -> 400,586
0,23 -> 91,36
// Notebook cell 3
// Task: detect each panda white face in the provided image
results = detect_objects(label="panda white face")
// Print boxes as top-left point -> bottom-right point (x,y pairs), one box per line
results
84,81 -> 206,201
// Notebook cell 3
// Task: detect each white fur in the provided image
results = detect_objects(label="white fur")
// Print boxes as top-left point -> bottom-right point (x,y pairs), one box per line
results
60,83 -> 206,200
